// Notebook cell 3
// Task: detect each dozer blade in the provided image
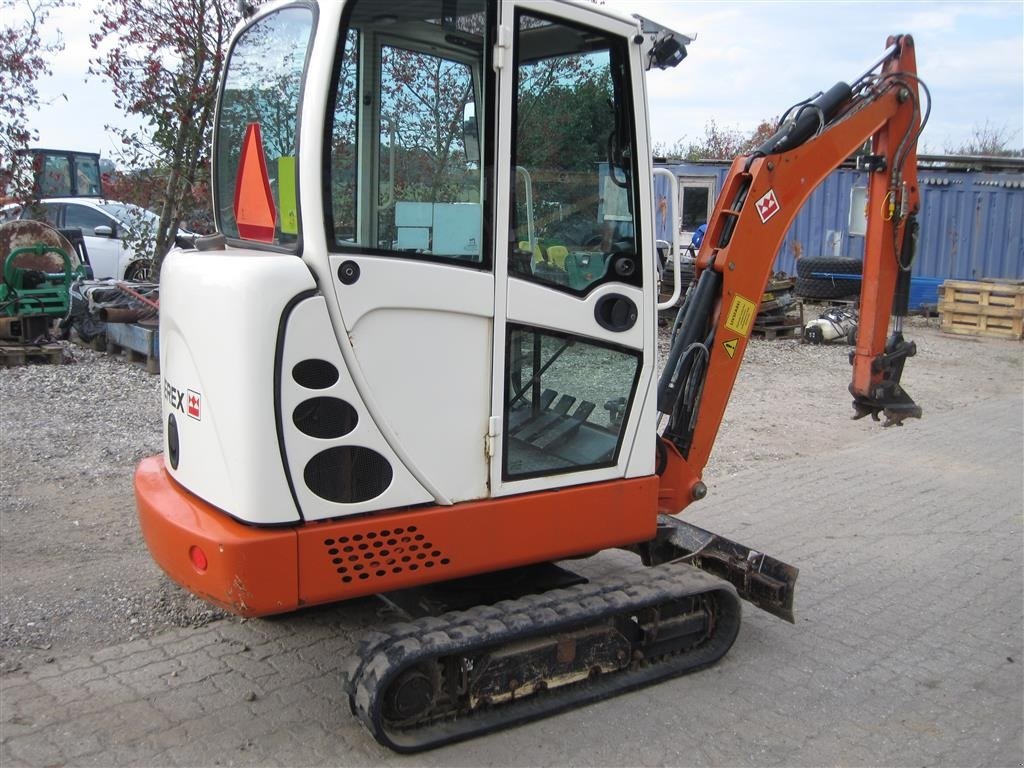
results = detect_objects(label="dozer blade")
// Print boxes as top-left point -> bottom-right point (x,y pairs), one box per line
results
343,562 -> 740,753
630,515 -> 799,623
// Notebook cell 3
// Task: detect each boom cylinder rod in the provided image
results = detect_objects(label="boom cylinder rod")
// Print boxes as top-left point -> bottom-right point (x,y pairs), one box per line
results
852,42 -> 900,87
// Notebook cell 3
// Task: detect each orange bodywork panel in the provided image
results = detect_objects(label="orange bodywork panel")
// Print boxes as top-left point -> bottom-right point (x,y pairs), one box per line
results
136,455 -> 658,617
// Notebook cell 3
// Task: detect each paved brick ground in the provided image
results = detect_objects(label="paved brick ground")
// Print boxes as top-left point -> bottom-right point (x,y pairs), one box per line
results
2,395 -> 1021,767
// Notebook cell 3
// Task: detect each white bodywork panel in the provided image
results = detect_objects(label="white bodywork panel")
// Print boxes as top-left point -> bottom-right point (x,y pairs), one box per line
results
279,297 -> 433,518
506,279 -> 645,351
160,250 -> 315,524
330,256 -> 494,504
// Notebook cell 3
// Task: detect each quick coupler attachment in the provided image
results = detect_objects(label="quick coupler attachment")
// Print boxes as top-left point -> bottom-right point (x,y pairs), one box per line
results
849,331 -> 922,427
630,515 -> 799,623
851,379 -> 922,427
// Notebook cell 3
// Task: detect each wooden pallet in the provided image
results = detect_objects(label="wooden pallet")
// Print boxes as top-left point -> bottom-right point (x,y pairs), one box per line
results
751,321 -> 802,340
0,342 -> 65,367
105,322 -> 160,374
938,279 -> 1024,340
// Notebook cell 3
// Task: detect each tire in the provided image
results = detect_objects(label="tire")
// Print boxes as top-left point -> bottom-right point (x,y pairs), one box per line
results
796,257 -> 862,279
794,275 -> 861,300
124,260 -> 154,282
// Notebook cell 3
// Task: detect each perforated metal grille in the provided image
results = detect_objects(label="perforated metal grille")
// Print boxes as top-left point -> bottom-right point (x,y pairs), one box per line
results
322,525 -> 451,584
293,397 -> 358,438
304,446 -> 392,503
292,358 -> 339,389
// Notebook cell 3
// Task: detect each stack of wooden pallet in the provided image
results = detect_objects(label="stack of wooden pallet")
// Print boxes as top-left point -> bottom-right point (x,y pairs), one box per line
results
753,276 -> 804,340
938,279 -> 1024,340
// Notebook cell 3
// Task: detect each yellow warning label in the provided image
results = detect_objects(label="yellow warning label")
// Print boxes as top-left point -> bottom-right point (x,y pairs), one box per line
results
724,294 -> 757,337
723,338 -> 738,358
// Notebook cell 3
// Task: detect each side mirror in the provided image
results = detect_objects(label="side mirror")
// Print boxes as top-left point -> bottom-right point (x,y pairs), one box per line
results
462,103 -> 479,165
93,224 -> 114,237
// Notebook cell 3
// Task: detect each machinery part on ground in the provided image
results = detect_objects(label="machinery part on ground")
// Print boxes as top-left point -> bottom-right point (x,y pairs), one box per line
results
0,220 -> 81,273
345,562 -> 740,752
0,221 -> 91,324
804,306 -> 859,344
796,257 -> 862,280
794,275 -> 861,300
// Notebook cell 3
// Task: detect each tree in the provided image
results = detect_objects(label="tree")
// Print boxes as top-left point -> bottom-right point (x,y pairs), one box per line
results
89,0 -> 239,270
0,0 -> 65,200
656,118 -> 777,161
944,121 -> 1023,158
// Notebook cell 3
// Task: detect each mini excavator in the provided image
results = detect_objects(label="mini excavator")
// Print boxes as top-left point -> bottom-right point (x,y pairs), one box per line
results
135,0 -> 925,751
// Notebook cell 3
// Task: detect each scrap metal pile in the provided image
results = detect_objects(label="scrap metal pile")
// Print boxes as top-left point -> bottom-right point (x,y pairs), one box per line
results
67,279 -> 159,342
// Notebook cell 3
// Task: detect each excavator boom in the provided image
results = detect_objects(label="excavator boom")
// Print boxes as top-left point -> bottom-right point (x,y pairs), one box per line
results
657,35 -> 925,514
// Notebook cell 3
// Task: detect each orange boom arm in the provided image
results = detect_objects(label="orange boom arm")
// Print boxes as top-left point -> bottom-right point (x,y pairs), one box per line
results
657,35 -> 924,515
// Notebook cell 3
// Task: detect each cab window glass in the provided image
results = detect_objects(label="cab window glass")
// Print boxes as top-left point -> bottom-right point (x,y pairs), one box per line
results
39,156 -> 71,197
328,29 -> 359,243
503,325 -> 639,479
509,13 -> 640,293
327,0 -> 487,263
72,155 -> 102,196
215,6 -> 314,247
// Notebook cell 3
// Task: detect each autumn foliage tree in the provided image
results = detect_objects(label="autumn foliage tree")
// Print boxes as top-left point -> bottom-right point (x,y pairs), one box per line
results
89,0 -> 239,270
0,0 -> 64,200
656,118 -> 778,161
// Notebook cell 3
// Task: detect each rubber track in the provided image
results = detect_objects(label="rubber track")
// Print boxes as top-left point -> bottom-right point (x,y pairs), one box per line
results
343,562 -> 741,752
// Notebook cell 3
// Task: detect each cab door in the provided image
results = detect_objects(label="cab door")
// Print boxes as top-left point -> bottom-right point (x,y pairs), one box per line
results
321,2 -> 495,507
489,1 -> 657,497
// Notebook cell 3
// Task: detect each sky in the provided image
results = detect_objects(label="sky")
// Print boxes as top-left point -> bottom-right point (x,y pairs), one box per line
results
23,0 -> 1024,163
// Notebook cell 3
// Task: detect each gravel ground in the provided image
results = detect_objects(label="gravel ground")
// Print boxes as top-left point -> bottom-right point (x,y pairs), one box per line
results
1,310 -> 1021,673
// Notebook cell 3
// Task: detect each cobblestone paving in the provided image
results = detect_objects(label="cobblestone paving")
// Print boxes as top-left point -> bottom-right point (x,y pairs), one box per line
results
2,396 -> 1021,767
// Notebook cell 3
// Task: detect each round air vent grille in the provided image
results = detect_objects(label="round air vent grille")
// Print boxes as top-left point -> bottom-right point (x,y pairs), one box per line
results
292,359 -> 339,389
293,397 -> 358,439
304,446 -> 392,503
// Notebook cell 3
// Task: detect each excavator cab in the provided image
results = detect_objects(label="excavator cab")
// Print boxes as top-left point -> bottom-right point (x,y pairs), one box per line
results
157,0 -> 683,534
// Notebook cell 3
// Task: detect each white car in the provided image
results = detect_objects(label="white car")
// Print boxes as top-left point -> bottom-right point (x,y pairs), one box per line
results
18,197 -> 191,281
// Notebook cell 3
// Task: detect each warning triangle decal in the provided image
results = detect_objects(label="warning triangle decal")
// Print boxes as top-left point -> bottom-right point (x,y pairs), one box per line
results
233,123 -> 277,243
723,338 -> 738,358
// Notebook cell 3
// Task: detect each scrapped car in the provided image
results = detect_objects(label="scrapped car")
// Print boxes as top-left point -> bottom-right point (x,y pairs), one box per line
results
18,198 -> 193,280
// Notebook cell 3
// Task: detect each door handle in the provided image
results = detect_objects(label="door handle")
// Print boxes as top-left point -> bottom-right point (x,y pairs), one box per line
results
594,293 -> 637,332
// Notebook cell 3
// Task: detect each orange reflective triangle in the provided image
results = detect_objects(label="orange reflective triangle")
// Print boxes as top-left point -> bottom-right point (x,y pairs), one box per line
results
233,123 -> 277,242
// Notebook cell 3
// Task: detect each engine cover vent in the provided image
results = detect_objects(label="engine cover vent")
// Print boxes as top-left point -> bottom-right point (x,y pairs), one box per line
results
304,446 -> 392,503
293,397 -> 358,439
322,525 -> 451,584
292,358 -> 339,389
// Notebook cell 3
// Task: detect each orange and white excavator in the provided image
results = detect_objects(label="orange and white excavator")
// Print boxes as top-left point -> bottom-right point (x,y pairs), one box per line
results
134,0 -> 925,751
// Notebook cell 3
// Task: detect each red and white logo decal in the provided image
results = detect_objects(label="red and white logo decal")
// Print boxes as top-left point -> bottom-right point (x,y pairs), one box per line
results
755,189 -> 781,223
186,389 -> 202,421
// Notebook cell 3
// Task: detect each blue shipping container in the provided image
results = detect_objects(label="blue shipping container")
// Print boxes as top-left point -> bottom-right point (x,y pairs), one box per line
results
653,159 -> 1024,283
